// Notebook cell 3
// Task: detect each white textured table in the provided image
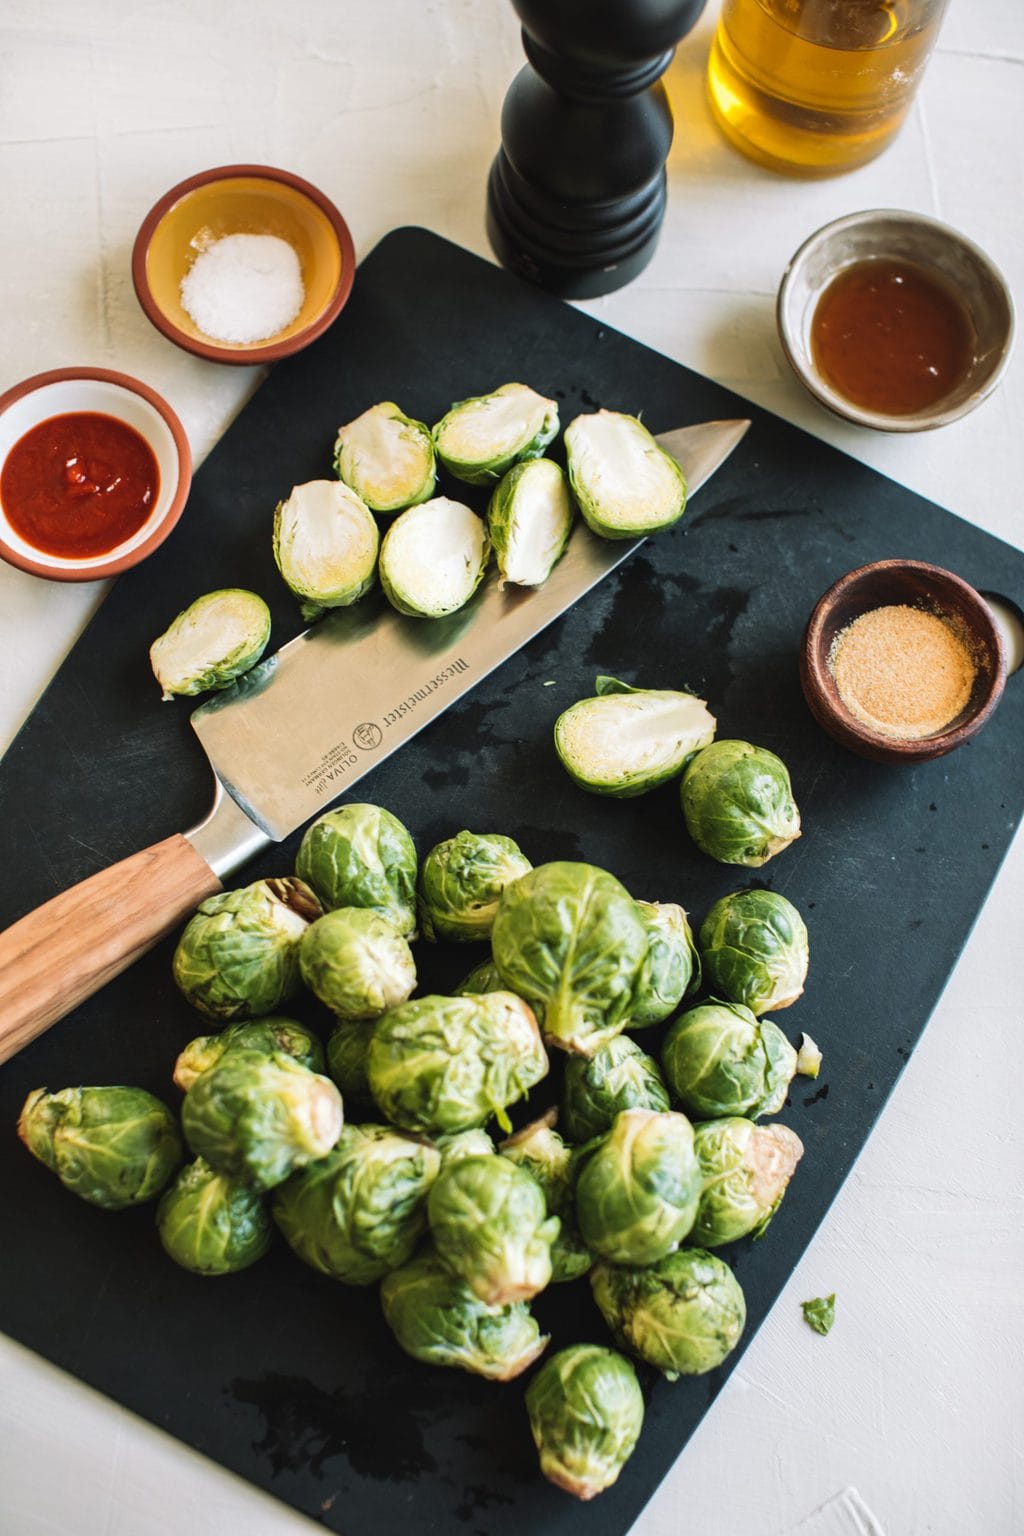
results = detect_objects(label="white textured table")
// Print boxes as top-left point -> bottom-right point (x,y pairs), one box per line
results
1,4 -> 1022,1534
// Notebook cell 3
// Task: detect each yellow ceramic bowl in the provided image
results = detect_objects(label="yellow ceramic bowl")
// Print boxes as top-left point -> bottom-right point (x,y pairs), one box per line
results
132,164 -> 355,365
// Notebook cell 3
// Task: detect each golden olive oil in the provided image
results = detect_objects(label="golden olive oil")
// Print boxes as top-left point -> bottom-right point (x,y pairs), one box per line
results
707,0 -> 950,176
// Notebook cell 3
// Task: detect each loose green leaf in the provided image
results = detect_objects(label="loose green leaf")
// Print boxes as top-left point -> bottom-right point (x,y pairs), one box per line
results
802,1293 -> 836,1335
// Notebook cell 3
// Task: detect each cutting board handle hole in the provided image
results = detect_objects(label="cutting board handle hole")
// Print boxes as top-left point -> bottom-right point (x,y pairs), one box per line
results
981,592 -> 1024,676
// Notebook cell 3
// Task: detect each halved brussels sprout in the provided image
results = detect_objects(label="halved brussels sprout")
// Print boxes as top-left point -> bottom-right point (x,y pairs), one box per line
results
181,1048 -> 343,1192
418,830 -> 532,943
500,1115 -> 592,1283
699,889 -> 809,1016
591,1247 -> 746,1379
156,1157 -> 272,1274
661,999 -> 797,1120
433,382 -> 559,486
273,479 -> 379,622
295,804 -> 418,938
491,862 -> 648,1056
525,1344 -> 644,1501
325,1018 -> 377,1108
333,401 -> 436,513
18,1086 -> 182,1210
574,1108 -> 700,1267
173,1016 -> 324,1093
564,410 -> 686,539
378,496 -> 490,618
554,677 -> 716,797
692,1117 -> 804,1247
486,458 -> 573,587
452,956 -> 505,996
681,740 -> 801,867
172,877 -> 321,1022
428,1153 -> 558,1304
380,1249 -> 549,1380
435,1127 -> 497,1166
562,1034 -> 670,1144
367,992 -> 548,1136
149,589 -> 271,701
299,907 -> 416,1019
272,1123 -> 441,1285
630,901 -> 701,1028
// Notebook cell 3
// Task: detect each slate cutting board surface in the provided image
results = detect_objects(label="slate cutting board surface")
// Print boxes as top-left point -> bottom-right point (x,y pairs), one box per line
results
1,227 -> 1022,1536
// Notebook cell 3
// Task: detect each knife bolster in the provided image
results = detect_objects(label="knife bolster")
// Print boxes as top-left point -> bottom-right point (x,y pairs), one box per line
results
183,775 -> 273,880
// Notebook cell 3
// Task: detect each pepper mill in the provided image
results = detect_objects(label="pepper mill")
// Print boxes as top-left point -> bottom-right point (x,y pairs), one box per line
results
487,0 -> 708,299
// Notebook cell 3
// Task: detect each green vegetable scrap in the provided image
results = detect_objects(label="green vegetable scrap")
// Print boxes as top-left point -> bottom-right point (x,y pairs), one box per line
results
699,888 -> 809,1016
428,1152 -> 558,1305
591,1247 -> 746,1379
172,877 -> 321,1022
486,457 -> 574,587
333,401 -> 436,514
299,907 -> 416,1019
149,588 -> 271,701
574,1108 -> 701,1268
662,999 -> 797,1121
157,1157 -> 272,1275
433,382 -> 559,486
681,739 -> 801,867
18,1086 -> 181,1210
525,1344 -> 644,1501
801,1293 -> 836,1336
562,1034 -> 670,1144
173,1016 -> 324,1093
295,803 -> 417,938
554,676 -> 715,797
272,479 -> 379,622
418,830 -> 532,943
564,410 -> 686,539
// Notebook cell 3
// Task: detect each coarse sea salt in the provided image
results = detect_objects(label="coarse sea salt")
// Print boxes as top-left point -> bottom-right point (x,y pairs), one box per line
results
180,233 -> 304,345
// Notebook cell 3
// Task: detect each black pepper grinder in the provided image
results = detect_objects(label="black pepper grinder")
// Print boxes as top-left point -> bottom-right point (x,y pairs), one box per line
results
487,0 -> 708,299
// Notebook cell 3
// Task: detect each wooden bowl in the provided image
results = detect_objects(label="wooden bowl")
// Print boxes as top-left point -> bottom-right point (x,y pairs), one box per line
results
132,164 -> 355,365
800,559 -> 1007,763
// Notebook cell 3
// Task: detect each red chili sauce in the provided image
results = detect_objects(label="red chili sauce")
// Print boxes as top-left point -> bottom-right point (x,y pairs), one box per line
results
1,412 -> 159,558
811,259 -> 973,416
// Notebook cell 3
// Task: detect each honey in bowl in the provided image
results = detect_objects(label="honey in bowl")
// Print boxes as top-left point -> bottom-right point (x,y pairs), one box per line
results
810,258 -> 974,416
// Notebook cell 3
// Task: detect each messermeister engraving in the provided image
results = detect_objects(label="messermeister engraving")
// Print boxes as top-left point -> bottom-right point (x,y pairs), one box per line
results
381,658 -> 470,729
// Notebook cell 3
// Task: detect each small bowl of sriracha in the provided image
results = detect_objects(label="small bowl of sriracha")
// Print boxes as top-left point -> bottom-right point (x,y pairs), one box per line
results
0,367 -> 192,582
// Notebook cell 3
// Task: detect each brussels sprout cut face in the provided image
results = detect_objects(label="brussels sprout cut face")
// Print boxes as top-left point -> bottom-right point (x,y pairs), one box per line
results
525,1344 -> 644,1501
574,1109 -> 701,1267
500,1115 -> 592,1283
491,861 -> 648,1056
433,382 -> 559,486
379,496 -> 489,618
273,479 -> 379,621
630,901 -> 700,1027
562,1034 -> 670,1144
692,1117 -> 804,1247
295,803 -> 418,938
333,401 -> 436,514
172,878 -> 321,1022
428,1153 -> 558,1305
681,739 -> 801,867
564,410 -> 687,539
699,888 -> 809,1015
662,1000 -> 798,1120
486,458 -> 574,587
591,1248 -> 746,1379
157,1157 -> 273,1275
418,830 -> 532,943
555,678 -> 716,798
18,1086 -> 182,1210
300,907 -> 417,1019
149,588 -> 271,701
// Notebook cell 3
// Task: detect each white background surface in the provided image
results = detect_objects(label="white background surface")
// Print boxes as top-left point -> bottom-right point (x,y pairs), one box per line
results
1,2 -> 1022,1533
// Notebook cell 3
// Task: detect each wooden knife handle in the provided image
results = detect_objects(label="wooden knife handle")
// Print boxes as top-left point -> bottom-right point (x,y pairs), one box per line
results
0,834 -> 221,1066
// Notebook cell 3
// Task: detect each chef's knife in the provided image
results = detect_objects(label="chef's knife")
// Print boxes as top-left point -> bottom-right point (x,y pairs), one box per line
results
0,419 -> 749,1064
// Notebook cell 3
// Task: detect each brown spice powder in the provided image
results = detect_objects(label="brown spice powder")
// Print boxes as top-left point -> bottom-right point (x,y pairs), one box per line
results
829,604 -> 977,740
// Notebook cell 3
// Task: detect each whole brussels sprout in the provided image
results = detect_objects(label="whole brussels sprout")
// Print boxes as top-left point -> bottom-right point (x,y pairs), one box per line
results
173,1016 -> 325,1093
486,458 -> 573,587
273,479 -> 379,622
433,382 -> 559,486
18,1086 -> 182,1210
435,1127 -> 497,1166
428,1153 -> 558,1304
661,1000 -> 798,1121
681,740 -> 801,867
367,992 -> 548,1136
575,1109 -> 700,1267
182,1048 -> 343,1192
272,1123 -> 441,1285
500,1115 -> 591,1283
380,1249 -> 548,1380
149,588 -> 271,701
564,410 -> 686,539
491,862 -> 648,1056
525,1345 -> 644,1501
418,830 -> 532,943
378,497 -> 490,619
295,804 -> 417,938
156,1157 -> 272,1274
333,401 -> 436,514
692,1118 -> 804,1247
699,889 -> 809,1016
452,956 -> 506,996
592,1247 -> 746,1379
562,1034 -> 670,1144
172,877 -> 321,1022
630,901 -> 701,1028
325,1019 -> 377,1108
300,907 -> 416,1019
554,677 -> 715,797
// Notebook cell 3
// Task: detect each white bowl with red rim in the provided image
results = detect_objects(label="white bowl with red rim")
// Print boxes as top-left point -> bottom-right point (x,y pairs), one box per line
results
0,367 -> 192,582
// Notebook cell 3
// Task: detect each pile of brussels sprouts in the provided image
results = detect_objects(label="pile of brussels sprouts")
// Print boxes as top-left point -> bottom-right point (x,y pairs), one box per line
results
149,382 -> 692,697
18,803 -> 819,1502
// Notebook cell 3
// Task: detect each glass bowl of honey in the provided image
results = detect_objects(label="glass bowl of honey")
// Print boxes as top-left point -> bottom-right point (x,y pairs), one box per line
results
777,210 -> 1014,432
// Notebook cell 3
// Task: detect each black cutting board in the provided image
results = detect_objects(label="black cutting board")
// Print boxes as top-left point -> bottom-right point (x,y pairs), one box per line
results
2,227 -> 1022,1536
